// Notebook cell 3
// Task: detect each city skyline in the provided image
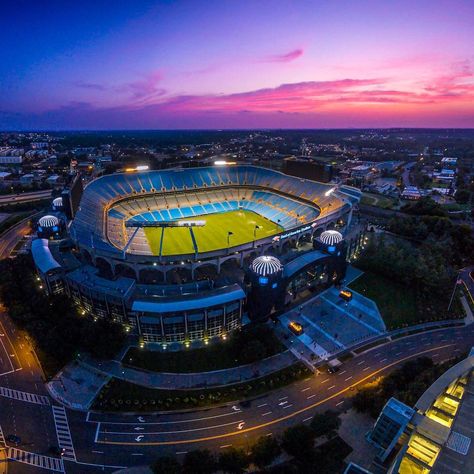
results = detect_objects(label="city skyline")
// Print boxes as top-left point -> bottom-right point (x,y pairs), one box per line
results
1,0 -> 474,129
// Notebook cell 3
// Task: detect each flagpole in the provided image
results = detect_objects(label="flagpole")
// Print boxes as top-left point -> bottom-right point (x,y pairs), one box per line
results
448,273 -> 460,313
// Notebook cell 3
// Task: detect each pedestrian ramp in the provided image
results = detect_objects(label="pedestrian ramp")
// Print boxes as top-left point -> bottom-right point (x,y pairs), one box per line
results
52,405 -> 76,461
8,448 -> 64,472
0,386 -> 50,406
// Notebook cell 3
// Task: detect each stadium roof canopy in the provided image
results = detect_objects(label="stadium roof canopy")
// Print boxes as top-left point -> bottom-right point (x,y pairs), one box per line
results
132,284 -> 245,313
31,238 -> 61,274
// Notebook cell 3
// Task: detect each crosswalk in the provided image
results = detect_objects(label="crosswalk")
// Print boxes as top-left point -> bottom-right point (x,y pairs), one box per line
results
52,405 -> 76,461
8,447 -> 64,472
0,386 -> 50,405
0,424 -> 5,447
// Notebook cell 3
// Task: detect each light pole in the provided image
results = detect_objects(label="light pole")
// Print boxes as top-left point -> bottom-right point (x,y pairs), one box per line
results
253,225 -> 261,238
227,231 -> 233,248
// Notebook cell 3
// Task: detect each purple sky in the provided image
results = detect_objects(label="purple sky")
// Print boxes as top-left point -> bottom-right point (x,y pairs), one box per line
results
1,0 -> 474,129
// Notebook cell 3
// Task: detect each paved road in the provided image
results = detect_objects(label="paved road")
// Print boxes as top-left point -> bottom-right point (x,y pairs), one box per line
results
0,190 -> 52,206
60,324 -> 473,468
0,218 -> 32,259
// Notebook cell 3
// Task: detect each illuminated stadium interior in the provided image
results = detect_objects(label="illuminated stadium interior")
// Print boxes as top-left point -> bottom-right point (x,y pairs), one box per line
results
72,165 -> 354,263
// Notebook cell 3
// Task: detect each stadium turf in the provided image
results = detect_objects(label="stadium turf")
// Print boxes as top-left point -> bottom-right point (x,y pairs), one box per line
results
144,209 -> 283,256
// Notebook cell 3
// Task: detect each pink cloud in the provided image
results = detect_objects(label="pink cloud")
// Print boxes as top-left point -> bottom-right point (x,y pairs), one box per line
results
260,48 -> 304,63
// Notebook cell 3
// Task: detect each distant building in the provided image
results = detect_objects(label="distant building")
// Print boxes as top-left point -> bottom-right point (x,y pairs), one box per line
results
401,186 -> 421,200
283,156 -> 334,183
0,156 -> 23,164
20,174 -> 34,185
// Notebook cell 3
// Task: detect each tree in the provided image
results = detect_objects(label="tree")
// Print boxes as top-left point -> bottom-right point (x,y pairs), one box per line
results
218,447 -> 249,474
455,188 -> 470,204
310,410 -> 341,439
251,435 -> 282,469
182,449 -> 216,474
281,424 -> 316,461
151,455 -> 181,474
240,339 -> 267,364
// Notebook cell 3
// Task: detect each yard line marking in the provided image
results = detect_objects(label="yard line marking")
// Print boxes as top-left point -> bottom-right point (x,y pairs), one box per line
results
345,376 -> 353,382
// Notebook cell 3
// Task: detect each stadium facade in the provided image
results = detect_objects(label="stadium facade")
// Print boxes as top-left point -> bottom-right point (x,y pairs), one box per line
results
31,165 -> 361,345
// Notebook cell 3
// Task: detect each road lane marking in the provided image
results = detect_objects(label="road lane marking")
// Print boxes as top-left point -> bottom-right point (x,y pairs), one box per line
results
303,417 -> 312,422
261,412 -> 272,416
357,360 -> 365,365
52,405 -> 76,461
92,450 -> 103,454
380,358 -> 387,362
257,403 -> 268,407
90,410 -> 240,425
8,448 -> 64,472
301,387 -> 310,392
283,404 -> 293,409
96,343 -> 456,446
363,366 -> 370,371
101,420 -> 244,436
321,378 -> 330,384
338,370 -> 346,375
336,401 -> 344,406
327,385 -> 336,390
278,396 -> 288,401
0,386 -> 50,405
307,394 -> 316,399
344,376 -> 353,381
176,451 -> 188,455
220,445 -> 232,449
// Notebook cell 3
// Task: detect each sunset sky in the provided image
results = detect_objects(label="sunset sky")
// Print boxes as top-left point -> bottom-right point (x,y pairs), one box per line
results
1,0 -> 474,129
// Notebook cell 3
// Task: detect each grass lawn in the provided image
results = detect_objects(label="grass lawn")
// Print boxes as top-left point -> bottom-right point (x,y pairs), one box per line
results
93,362 -> 311,412
124,326 -> 286,373
349,272 -> 418,329
360,192 -> 396,209
144,209 -> 283,256
349,271 -> 465,329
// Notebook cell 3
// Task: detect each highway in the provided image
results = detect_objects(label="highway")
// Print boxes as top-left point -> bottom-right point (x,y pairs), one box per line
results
0,217 -> 33,259
0,190 -> 52,206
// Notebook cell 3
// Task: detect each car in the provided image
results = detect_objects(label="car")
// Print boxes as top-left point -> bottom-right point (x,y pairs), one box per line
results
48,446 -> 66,457
6,434 -> 21,445
327,365 -> 341,374
288,321 -> 304,336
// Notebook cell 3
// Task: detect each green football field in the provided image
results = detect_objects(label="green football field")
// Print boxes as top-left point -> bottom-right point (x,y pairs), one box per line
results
144,210 -> 283,256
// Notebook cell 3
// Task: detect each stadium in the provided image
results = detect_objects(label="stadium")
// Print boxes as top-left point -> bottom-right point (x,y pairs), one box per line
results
32,165 -> 362,344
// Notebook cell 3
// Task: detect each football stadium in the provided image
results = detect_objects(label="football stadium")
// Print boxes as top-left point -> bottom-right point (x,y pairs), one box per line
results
32,165 -> 362,345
